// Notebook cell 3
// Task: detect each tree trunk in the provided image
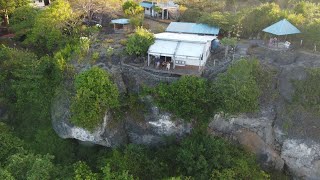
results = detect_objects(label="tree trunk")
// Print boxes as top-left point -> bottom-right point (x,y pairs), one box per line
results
3,10 -> 9,26
224,45 -> 229,59
44,0 -> 50,6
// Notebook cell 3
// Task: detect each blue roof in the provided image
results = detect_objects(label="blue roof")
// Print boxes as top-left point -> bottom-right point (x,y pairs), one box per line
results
140,1 -> 154,8
111,19 -> 129,25
263,19 -> 301,36
166,22 -> 220,35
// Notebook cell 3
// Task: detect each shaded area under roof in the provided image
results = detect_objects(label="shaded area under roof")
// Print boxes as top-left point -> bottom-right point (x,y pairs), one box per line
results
166,22 -> 220,35
111,19 -> 129,25
140,1 -> 154,8
262,19 -> 301,36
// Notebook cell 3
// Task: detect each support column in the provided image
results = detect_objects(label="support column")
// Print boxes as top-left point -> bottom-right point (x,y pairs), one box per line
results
162,9 -> 164,19
166,9 -> 169,19
147,54 -> 150,66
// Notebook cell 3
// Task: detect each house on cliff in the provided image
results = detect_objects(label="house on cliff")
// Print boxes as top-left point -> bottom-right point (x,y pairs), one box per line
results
147,22 -> 220,72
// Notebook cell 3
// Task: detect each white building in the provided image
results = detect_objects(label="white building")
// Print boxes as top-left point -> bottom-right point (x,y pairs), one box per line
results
147,32 -> 217,71
147,22 -> 220,71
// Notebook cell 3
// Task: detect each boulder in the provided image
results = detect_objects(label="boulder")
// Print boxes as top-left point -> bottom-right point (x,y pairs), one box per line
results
51,88 -> 126,147
208,114 -> 284,170
125,96 -> 192,146
281,139 -> 320,179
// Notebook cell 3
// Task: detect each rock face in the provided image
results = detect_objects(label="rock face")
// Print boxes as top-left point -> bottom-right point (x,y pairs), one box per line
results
208,114 -> 284,170
281,139 -> 320,179
125,96 -> 191,146
51,86 -> 191,147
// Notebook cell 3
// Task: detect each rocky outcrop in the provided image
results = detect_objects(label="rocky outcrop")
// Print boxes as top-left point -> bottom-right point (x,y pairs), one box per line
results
51,85 -> 191,147
208,113 -> 320,179
281,139 -> 320,179
125,96 -> 191,145
208,114 -> 284,170
51,87 -> 127,147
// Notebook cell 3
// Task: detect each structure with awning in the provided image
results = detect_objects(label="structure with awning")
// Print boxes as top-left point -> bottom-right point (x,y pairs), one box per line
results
263,19 -> 301,36
147,32 -> 217,71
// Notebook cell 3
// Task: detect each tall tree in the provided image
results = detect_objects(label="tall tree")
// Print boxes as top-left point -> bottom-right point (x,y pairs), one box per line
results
0,0 -> 29,26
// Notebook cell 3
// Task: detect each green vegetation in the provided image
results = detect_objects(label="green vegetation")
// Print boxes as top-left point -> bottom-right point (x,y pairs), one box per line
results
214,59 -> 261,114
2,0 -> 314,179
150,59 -> 264,120
151,76 -> 215,121
71,66 -> 119,131
126,27 -> 155,56
293,68 -> 320,114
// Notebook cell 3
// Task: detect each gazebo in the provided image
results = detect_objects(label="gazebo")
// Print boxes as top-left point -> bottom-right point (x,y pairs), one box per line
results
263,19 -> 301,36
263,19 -> 301,49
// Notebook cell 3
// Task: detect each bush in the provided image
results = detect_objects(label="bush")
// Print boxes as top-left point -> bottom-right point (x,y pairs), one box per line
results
70,67 -> 119,131
120,39 -> 127,46
152,76 -> 215,121
122,0 -> 144,17
126,27 -> 155,56
293,68 -> 320,114
213,59 -> 261,114
176,134 -> 269,179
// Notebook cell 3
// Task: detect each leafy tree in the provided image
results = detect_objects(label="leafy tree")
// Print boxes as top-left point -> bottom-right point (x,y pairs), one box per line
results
304,19 -> 320,52
10,5 -> 39,40
126,27 -> 155,56
73,161 -> 99,180
213,59 -> 260,114
0,122 -> 24,162
0,168 -> 14,180
70,66 -> 119,131
241,3 -> 282,37
0,0 -> 28,26
102,164 -> 134,180
26,0 -> 80,54
176,134 -> 268,179
4,153 -> 55,180
104,144 -> 162,179
0,47 -> 61,140
152,76 -> 214,121
70,0 -> 120,23
122,0 -> 144,17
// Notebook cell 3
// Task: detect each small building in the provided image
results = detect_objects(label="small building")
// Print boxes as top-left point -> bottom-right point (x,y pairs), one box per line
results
140,0 -> 179,20
110,19 -> 130,33
147,32 -> 217,71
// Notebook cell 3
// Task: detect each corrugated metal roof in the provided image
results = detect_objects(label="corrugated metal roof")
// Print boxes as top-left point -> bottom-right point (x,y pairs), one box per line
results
166,22 -> 220,35
148,40 -> 205,59
111,19 -> 129,25
155,32 -> 216,43
263,19 -> 301,35
140,1 -> 154,8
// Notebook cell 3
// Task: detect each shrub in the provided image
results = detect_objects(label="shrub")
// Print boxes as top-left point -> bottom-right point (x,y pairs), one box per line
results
126,27 -> 155,56
92,52 -> 100,61
105,39 -> 115,44
152,76 -> 214,121
122,0 -> 144,17
120,39 -> 127,46
70,66 -> 119,131
293,68 -> 320,114
213,59 -> 261,114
